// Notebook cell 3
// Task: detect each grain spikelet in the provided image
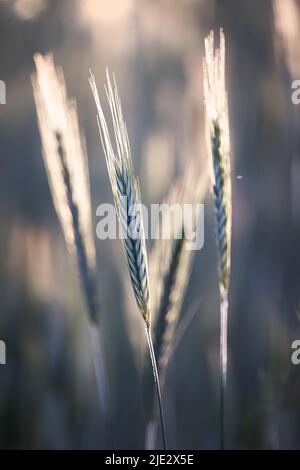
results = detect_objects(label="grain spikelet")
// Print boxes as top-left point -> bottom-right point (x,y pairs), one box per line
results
203,29 -> 231,290
32,55 -> 113,423
203,29 -> 232,449
32,54 -> 99,323
89,70 -> 150,323
90,70 -> 167,449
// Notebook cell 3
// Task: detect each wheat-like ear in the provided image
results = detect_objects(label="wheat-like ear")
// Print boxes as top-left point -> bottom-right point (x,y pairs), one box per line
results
203,29 -> 231,290
32,54 -> 111,420
203,29 -> 232,449
32,54 -> 99,323
89,70 -> 150,323
89,70 -> 167,450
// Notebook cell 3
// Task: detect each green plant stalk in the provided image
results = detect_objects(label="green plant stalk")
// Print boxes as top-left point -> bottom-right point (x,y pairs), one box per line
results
203,28 -> 232,450
219,286 -> 228,450
89,70 -> 167,450
145,323 -> 167,450
144,236 -> 185,449
212,123 -> 231,450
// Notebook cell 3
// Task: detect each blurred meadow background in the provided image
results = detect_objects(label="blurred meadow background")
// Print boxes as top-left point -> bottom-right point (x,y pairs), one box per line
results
1,0 -> 300,449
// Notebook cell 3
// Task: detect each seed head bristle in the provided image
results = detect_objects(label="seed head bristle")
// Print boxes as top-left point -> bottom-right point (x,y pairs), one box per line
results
203,29 -> 232,290
203,28 -> 232,449
32,54 -> 99,323
89,70 -> 150,323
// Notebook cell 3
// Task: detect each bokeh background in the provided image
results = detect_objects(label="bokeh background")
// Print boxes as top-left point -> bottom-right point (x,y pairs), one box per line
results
1,0 -> 300,449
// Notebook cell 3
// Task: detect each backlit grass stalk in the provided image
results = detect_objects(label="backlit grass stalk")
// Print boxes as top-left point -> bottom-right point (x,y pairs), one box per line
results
203,30 -> 232,449
89,70 -> 167,450
153,169 -> 207,379
145,168 -> 207,449
32,54 -> 110,418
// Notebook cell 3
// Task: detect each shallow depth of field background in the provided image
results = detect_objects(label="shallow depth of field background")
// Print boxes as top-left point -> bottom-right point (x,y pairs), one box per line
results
1,0 -> 300,449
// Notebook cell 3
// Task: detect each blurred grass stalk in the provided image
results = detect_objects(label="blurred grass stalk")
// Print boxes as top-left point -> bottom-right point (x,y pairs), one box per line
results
89,70 -> 167,450
31,54 -> 111,419
203,30 -> 232,450
145,166 -> 208,448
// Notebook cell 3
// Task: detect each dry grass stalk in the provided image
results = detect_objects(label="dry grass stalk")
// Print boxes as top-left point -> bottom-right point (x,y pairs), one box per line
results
152,167 -> 207,378
203,29 -> 232,449
144,165 -> 207,448
89,69 -> 167,450
32,54 -> 110,418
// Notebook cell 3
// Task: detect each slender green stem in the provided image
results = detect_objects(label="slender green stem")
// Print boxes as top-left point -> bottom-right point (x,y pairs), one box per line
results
219,287 -> 228,450
220,376 -> 225,450
145,324 -> 167,450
